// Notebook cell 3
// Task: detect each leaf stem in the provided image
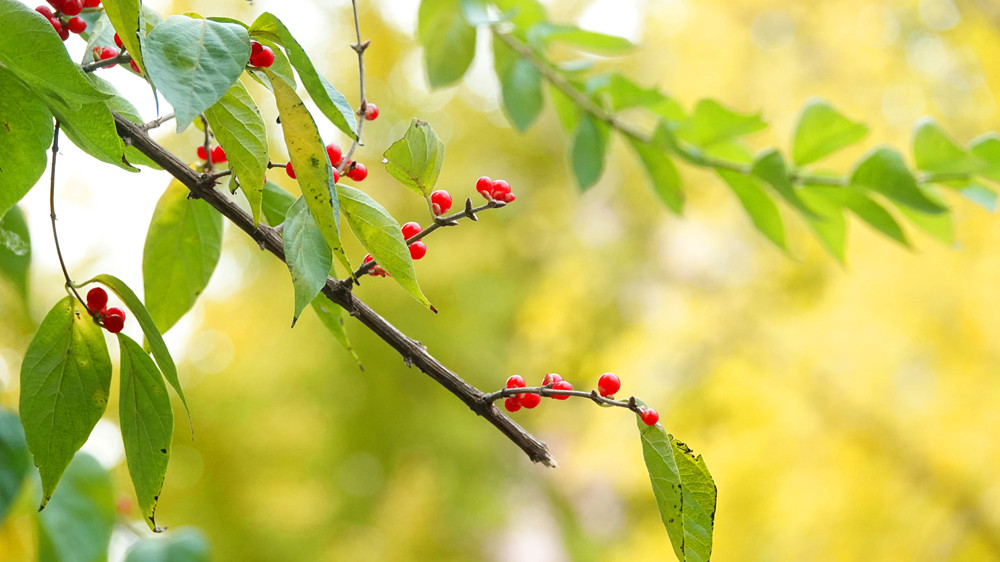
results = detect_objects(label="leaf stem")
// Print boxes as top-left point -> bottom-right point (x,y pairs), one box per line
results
48,122 -> 95,316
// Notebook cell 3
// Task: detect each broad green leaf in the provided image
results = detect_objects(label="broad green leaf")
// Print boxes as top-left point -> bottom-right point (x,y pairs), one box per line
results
418,0 -> 477,87
529,23 -> 634,54
88,274 -> 189,421
37,453 -> 115,562
142,179 -> 223,335
249,13 -> 357,138
84,73 -> 161,169
791,98 -> 869,166
807,185 -> 909,247
19,297 -> 111,509
897,203 -> 953,244
0,66 -> 52,220
264,68 -> 350,273
549,83 -> 579,133
204,80 -> 267,225
587,73 -> 685,120
799,187 -> 848,263
118,333 -> 173,531
751,149 -> 817,217
0,1 -> 108,109
493,37 -> 544,131
638,422 -> 716,562
717,169 -> 787,249
338,185 -> 433,309
283,197 -> 332,324
676,99 -> 766,149
629,125 -> 683,213
0,205 -> 31,305
0,409 -> 31,523
311,297 -> 362,369
960,184 -> 997,211
492,0 -> 547,30
383,118 -> 446,199
261,180 -> 297,227
143,15 -> 250,132
102,0 -> 145,73
970,133 -> 1000,183
912,118 -> 979,175
850,146 -> 946,214
82,12 -> 116,61
124,528 -> 211,562
570,115 -> 608,191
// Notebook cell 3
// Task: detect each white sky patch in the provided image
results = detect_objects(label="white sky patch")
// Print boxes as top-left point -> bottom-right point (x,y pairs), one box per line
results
578,0 -> 643,43
80,419 -> 125,470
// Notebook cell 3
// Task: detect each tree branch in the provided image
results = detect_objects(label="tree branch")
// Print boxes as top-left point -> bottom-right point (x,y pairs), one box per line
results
111,112 -> 557,468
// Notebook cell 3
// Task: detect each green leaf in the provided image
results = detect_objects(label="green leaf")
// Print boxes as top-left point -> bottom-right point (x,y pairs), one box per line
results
124,528 -> 211,562
264,68 -> 350,273
970,133 -> 1000,184
117,333 -> 173,531
383,118 -> 447,199
676,99 -> 766,149
19,297 -> 111,509
102,0 -> 146,74
570,115 -> 609,191
204,80 -> 267,225
37,453 -> 115,562
88,274 -> 190,423
548,83 -> 579,134
897,203 -> 953,244
142,179 -> 223,335
628,125 -> 683,213
311,297 -> 362,370
806,185 -> 909,247
717,169 -> 787,249
587,74 -> 685,120
791,98 -> 869,166
82,12 -> 116,62
261,180 -> 298,227
529,23 -> 634,54
418,0 -> 477,87
249,13 -> 357,139
0,409 -> 31,523
283,197 -> 332,324
638,422 -> 716,562
0,205 -> 31,305
492,0 -> 547,29
850,146 -> 947,214
54,94 -> 135,172
493,37 -> 544,131
751,149 -> 818,217
0,66 -> 52,220
798,187 -> 848,263
959,184 -> 997,211
338,185 -> 433,310
912,118 -> 980,175
143,15 -> 250,132
84,73 -> 161,169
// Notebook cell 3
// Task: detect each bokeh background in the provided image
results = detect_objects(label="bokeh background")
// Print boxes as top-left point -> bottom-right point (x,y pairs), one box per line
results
3,0 -> 1000,559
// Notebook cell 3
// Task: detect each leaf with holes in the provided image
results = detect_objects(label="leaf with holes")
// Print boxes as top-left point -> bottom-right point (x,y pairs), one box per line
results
283,197 -> 332,324
383,118 -> 446,199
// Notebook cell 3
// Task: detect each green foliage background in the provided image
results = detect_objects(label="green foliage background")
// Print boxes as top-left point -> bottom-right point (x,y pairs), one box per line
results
3,0 -> 1000,559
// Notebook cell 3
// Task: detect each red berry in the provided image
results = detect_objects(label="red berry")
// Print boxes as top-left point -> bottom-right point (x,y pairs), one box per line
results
401,222 -> 421,239
326,144 -> 343,166
61,0 -> 82,16
640,408 -> 659,426
196,146 -> 208,160
598,373 -> 621,398
211,145 -> 226,163
68,16 -> 86,33
50,17 -> 62,33
250,45 -> 274,68
46,0 -> 64,9
520,393 -> 541,409
475,176 -> 493,198
284,162 -> 296,179
86,287 -> 108,312
129,60 -> 140,74
364,103 -> 379,121
542,373 -> 563,386
491,180 -> 511,198
363,254 -> 374,263
250,40 -> 262,58
113,33 -> 123,49
551,380 -> 573,400
100,47 -> 118,67
59,27 -> 70,41
506,375 -> 526,389
502,192 -> 516,203
409,241 -> 427,260
504,396 -> 522,412
103,307 -> 126,333
83,0 -> 101,6
333,169 -> 340,183
347,163 -> 368,181
430,190 -> 452,215
35,6 -> 53,18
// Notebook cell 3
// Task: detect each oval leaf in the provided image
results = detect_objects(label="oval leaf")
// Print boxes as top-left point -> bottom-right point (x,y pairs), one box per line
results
791,98 -> 868,166
493,37 -> 544,131
717,169 -> 787,249
19,296 -> 111,509
751,149 -> 818,217
283,197 -> 332,324
677,99 -> 766,149
570,115 -> 608,191
0,66 -> 53,220
418,0 -> 477,87
261,180 -> 297,227
383,118 -> 446,199
628,129 -> 684,213
101,0 -> 146,73
143,15 -> 250,132
0,206 -> 32,306
912,117 -> 980,175
850,146 -> 947,214
118,333 -> 173,531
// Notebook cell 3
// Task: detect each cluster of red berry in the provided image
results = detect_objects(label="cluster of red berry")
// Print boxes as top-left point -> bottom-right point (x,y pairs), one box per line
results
363,220 -> 427,276
86,288 -> 126,334
196,144 -> 227,164
476,176 -> 516,203
35,0 -> 98,41
503,372 -> 660,425
285,143 -> 368,183
248,40 -> 275,68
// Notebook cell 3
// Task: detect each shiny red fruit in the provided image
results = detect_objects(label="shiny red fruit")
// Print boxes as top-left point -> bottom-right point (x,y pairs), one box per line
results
551,380 -> 573,400
326,144 -> 342,166
46,0 -> 64,9
430,190 -> 452,215
364,103 -> 379,121
347,163 -> 368,181
50,17 -> 62,33
35,6 -> 53,18
363,254 -> 374,263
505,375 -> 526,389
60,0 -> 82,16
68,16 -> 86,33
129,60 -> 140,74
103,307 -> 126,333
83,0 -> 101,6
504,396 -> 522,412
520,393 -> 541,409
250,45 -> 274,68
100,46 -> 118,67
640,408 -> 659,426
285,162 -> 296,179
196,146 -> 208,160
491,180 -> 511,198
58,27 -> 69,41
475,176 -> 493,198
250,40 -> 263,57
333,169 -> 340,183
86,287 -> 108,312
211,145 -> 226,163
408,241 -> 427,260
401,222 -> 421,239
598,373 -> 621,397
542,373 -> 562,386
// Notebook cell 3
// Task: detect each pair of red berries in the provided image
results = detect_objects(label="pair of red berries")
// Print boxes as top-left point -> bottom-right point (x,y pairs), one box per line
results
503,373 -> 574,412
36,0 -> 94,41
248,40 -> 275,68
476,177 -> 516,203
86,288 -> 126,334
196,145 -> 227,164
363,220 -> 427,275
284,143 -> 367,183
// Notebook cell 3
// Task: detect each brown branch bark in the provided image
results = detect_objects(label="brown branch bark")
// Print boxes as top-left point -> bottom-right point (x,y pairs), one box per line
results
112,112 -> 557,468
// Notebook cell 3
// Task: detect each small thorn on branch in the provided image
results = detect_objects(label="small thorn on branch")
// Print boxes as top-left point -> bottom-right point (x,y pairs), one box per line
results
464,198 -> 478,221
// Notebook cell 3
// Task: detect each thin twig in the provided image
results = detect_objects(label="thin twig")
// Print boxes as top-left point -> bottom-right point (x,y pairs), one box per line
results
338,0 -> 370,175
48,122 -> 94,316
141,112 -> 175,131
80,51 -> 133,73
199,115 -> 213,172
